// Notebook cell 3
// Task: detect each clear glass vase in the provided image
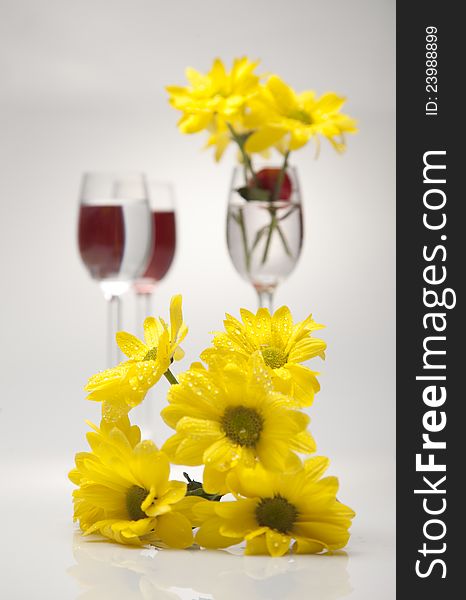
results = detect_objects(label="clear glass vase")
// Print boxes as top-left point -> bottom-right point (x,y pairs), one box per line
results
226,166 -> 303,310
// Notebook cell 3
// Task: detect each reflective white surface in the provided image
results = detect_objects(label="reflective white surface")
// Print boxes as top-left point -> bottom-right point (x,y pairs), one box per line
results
1,458 -> 395,599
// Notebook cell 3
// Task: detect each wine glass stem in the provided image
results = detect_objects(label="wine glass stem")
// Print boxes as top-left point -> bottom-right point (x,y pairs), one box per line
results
136,292 -> 153,330
135,291 -> 154,439
106,295 -> 121,367
256,288 -> 274,312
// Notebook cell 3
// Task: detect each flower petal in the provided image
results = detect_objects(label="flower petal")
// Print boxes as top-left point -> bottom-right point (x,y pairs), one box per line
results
156,511 -> 193,549
203,438 -> 237,470
265,529 -> 291,557
195,517 -> 242,549
245,533 -> 269,555
116,332 -> 148,360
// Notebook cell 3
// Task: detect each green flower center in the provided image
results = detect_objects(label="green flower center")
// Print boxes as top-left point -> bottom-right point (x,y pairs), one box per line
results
143,347 -> 158,361
261,346 -> 288,369
255,495 -> 298,534
288,108 -> 312,125
126,485 -> 149,520
221,406 -> 264,447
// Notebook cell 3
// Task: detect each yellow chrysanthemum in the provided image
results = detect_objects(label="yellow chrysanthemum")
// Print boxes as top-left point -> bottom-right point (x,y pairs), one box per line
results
161,353 -> 315,493
85,295 -> 187,421
167,57 -> 260,160
167,57 -> 260,132
202,306 -> 326,407
69,416 -> 199,547
244,75 -> 357,154
195,457 -> 355,557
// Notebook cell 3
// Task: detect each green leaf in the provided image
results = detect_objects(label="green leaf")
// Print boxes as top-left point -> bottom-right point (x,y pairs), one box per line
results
236,186 -> 271,202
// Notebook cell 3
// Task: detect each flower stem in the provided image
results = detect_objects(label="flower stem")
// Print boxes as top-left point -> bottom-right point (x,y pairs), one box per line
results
272,151 -> 290,202
261,210 -> 277,264
237,208 -> 251,272
164,368 -> 179,385
227,123 -> 258,185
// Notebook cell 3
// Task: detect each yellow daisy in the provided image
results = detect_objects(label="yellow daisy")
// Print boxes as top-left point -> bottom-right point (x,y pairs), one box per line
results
244,75 -> 357,154
69,416 -> 199,547
202,306 -> 326,407
166,57 -> 260,134
195,457 -> 355,557
85,295 -> 187,421
161,353 -> 315,491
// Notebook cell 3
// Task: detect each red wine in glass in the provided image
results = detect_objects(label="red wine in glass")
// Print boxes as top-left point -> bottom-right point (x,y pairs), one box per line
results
134,211 -> 176,294
78,205 -> 125,280
77,172 -> 152,367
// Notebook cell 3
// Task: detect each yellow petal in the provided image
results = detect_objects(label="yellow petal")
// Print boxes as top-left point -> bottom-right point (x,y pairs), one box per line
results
303,456 -> 330,482
203,438 -> 237,470
267,75 -> 297,112
271,305 -> 293,347
285,364 -> 320,406
292,522 -> 350,550
288,338 -> 326,363
195,517 -> 241,549
143,317 -> 162,348
116,332 -> 148,360
178,113 -> 211,134
185,67 -> 206,87
174,496 -> 206,527
265,529 -> 291,557
169,295 -> 183,341
245,126 -> 286,154
245,534 -> 268,555
203,466 -> 228,495
293,537 -> 326,554
132,442 -> 169,493
173,346 -> 185,361
146,481 -> 187,516
156,511 -> 193,549
176,417 -> 223,437
226,464 -> 276,499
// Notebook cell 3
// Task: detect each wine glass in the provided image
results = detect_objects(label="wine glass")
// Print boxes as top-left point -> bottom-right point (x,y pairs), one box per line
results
133,181 -> 177,320
78,172 -> 152,366
226,166 -> 303,311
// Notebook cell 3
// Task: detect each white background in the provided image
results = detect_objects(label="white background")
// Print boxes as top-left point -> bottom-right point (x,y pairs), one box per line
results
0,1 -> 395,598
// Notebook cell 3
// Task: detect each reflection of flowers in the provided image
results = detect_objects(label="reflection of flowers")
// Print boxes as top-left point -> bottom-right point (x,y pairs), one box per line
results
70,532 -> 353,600
195,458 -> 355,557
85,295 -> 187,421
69,417 -> 198,548
161,353 -> 315,494
202,306 -> 326,406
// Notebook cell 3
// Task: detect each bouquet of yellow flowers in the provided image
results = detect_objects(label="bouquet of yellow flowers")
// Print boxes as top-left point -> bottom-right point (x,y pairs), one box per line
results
70,296 -> 355,556
167,57 -> 357,278
167,57 -> 357,193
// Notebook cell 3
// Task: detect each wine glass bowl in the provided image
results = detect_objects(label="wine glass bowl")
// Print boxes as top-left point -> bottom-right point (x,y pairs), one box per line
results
77,172 -> 152,365
226,166 -> 303,309
133,181 -> 177,296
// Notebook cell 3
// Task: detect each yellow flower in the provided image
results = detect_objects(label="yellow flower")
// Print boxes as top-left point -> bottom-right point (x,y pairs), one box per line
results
195,457 -> 355,557
244,75 -> 357,154
166,57 -> 261,160
85,295 -> 187,421
69,416 -> 199,547
202,306 -> 326,407
161,353 -> 315,490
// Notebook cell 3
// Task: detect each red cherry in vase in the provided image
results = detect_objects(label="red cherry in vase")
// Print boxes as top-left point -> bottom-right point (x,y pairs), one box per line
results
255,168 -> 292,200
